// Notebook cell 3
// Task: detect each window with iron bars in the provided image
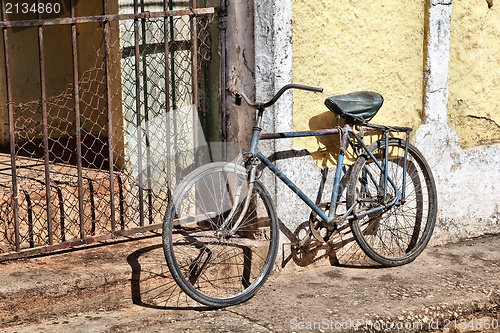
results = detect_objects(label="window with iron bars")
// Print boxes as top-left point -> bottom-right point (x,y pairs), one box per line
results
0,0 -> 225,258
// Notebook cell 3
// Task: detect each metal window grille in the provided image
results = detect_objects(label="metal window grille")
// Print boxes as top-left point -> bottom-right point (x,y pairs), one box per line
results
0,0 -> 225,260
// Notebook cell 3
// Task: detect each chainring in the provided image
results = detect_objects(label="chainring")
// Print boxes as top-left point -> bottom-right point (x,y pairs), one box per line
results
308,217 -> 325,242
308,215 -> 336,243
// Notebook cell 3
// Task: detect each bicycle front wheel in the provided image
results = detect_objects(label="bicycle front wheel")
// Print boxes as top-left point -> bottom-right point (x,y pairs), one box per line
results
347,138 -> 437,266
163,162 -> 278,307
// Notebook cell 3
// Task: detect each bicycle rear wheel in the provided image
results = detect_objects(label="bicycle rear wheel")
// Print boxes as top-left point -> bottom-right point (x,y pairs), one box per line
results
163,162 -> 278,307
347,138 -> 437,266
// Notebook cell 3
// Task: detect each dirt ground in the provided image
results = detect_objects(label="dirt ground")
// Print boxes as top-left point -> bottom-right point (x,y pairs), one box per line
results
1,234 -> 499,332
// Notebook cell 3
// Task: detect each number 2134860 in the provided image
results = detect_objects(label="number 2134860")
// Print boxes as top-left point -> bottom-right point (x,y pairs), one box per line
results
5,2 -> 61,14
443,318 -> 498,330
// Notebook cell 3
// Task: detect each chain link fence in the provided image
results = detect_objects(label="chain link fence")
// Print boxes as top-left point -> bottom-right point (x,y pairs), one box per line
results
0,0 -> 224,259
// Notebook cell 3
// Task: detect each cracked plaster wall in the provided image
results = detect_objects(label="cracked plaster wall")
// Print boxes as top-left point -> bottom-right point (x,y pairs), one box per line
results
414,0 -> 500,243
448,0 -> 500,149
227,0 -> 499,252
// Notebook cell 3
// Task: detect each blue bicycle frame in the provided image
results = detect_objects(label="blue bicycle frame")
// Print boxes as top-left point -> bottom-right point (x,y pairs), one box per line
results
247,106 -> 411,228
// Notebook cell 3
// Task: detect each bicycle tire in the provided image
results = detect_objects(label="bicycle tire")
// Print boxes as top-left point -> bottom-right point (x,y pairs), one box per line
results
347,138 -> 437,266
163,162 -> 278,307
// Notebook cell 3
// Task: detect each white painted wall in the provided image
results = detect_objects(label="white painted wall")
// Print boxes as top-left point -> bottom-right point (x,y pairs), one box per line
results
414,0 -> 500,243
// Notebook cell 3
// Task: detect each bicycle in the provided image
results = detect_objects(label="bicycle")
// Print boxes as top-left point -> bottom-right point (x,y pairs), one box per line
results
162,84 -> 438,307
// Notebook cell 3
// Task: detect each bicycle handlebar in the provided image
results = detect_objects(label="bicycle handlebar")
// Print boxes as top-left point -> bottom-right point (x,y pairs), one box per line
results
235,84 -> 323,109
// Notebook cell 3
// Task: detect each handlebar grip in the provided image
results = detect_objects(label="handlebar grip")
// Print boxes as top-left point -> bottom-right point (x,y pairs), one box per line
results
234,84 -> 323,108
235,93 -> 242,106
263,84 -> 324,108
305,86 -> 324,93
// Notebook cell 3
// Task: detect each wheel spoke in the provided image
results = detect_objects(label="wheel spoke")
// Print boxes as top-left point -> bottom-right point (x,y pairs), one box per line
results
163,163 -> 277,307
347,139 -> 437,266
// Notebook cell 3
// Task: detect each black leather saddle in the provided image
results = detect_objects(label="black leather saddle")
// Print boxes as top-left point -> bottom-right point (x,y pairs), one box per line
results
324,91 -> 383,123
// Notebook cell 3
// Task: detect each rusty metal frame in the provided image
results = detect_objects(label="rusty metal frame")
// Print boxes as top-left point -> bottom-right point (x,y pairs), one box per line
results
0,8 -> 217,28
69,0 -> 85,239
1,0 -> 20,252
0,0 -> 226,260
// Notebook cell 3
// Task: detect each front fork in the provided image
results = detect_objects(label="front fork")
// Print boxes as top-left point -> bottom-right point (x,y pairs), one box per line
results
219,113 -> 264,236
217,162 -> 256,236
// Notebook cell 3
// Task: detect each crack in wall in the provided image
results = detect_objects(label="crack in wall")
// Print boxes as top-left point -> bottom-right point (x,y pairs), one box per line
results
466,115 -> 500,128
426,87 -> 448,94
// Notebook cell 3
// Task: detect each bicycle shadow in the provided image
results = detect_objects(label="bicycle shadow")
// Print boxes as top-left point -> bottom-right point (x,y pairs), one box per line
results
125,147 -> 381,310
126,243 -> 216,310
307,111 -> 384,167
265,148 -> 382,269
125,220 -> 377,312
279,219 -> 382,269
124,232 -> 378,312
125,227 -> 380,311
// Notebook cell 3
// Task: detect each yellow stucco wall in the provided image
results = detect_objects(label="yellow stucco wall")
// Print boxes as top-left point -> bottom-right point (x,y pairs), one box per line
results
448,2 -> 500,149
292,0 -> 426,166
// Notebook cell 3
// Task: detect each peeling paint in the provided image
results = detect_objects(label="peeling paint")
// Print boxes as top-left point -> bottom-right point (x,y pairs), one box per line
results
448,0 -> 500,149
414,0 -> 500,244
228,0 -> 499,255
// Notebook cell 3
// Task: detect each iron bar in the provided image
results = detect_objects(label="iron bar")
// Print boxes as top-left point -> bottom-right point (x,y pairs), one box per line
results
219,0 -> 227,160
57,187 -> 65,242
103,0 -> 116,233
103,0 -> 117,233
1,0 -> 21,252
139,1 -> 153,225
37,5 -> 54,246
70,0 -> 85,239
24,191 -> 34,248
134,0 -> 145,227
169,1 -> 178,186
0,224 -> 163,262
164,0 -> 172,198
0,8 -> 217,28
191,0 -> 199,167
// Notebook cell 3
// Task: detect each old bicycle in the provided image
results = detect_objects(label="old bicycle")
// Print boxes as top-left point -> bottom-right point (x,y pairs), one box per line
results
162,84 -> 437,307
